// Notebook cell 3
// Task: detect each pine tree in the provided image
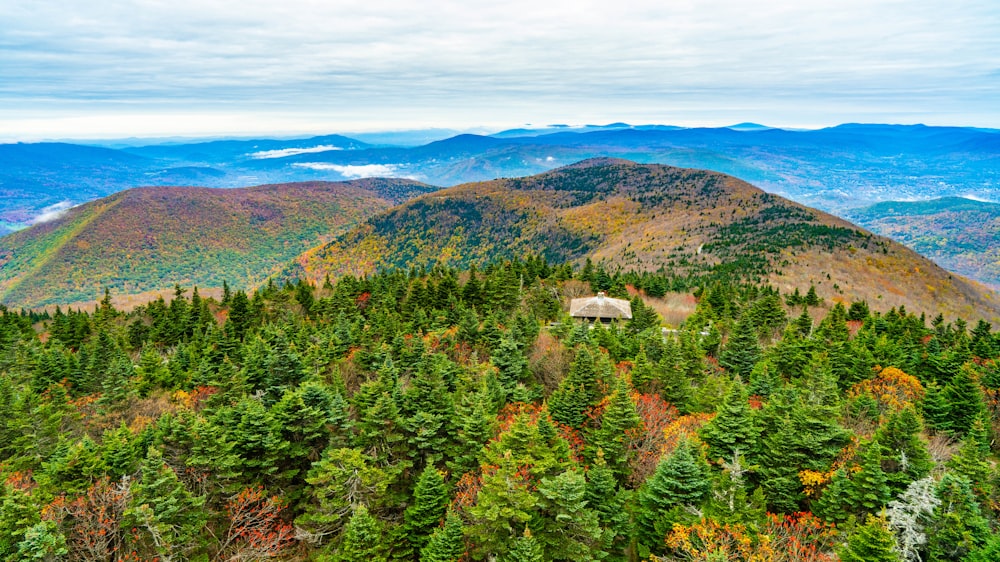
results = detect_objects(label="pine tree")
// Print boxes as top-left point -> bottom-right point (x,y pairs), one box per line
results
700,379 -> 759,463
719,319 -> 761,379
420,511 -> 466,562
335,505 -> 388,562
400,466 -> 449,558
635,439 -> 710,555
591,375 -> 641,480
125,447 -> 207,560
838,514 -> 901,562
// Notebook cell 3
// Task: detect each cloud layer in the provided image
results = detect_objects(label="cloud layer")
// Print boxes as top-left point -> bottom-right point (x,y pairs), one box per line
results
292,162 -> 404,179
2,0 -> 998,138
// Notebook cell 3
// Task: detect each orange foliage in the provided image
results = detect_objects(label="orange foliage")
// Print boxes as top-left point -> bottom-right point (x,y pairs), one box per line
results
662,413 -> 715,458
452,471 -> 483,511
848,366 -> 924,414
4,471 -> 36,493
627,393 -> 679,487
43,476 -> 131,562
217,486 -> 296,561
762,512 -> 838,562
665,513 -> 837,562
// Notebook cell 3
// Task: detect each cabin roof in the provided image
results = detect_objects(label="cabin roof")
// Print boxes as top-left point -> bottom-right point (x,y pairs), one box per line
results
569,292 -> 632,320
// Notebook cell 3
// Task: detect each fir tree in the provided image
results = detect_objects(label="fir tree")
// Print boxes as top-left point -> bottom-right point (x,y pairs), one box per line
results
501,530 -> 544,562
942,363 -> 987,438
420,511 -> 466,562
700,379 -> 759,463
400,466 -> 449,558
585,453 -> 630,561
591,375 -> 641,480
126,447 -> 207,560
838,514 -> 901,562
635,439 -> 710,555
926,474 -> 990,560
335,504 -> 388,562
849,440 -> 892,515
719,318 -> 761,379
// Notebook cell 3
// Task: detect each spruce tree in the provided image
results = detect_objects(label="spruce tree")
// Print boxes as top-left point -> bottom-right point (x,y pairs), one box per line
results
838,514 -> 901,562
420,511 -> 466,562
849,440 -> 892,515
400,466 -> 449,558
635,439 -> 710,555
719,319 -> 761,379
335,505 -> 388,562
700,379 -> 759,463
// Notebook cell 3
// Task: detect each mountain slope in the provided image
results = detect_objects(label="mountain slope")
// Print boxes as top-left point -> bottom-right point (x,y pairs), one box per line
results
0,178 -> 435,308
287,159 -> 1000,321
847,197 -> 1000,288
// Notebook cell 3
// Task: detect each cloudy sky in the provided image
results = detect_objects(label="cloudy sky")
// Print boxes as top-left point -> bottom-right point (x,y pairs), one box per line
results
2,0 -> 998,140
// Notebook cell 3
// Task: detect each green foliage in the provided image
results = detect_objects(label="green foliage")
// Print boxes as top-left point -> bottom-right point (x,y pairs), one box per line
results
420,510 -> 466,562
400,466 -> 449,558
333,504 -> 388,562
0,257 -> 996,562
838,514 -> 901,562
635,439 -> 710,555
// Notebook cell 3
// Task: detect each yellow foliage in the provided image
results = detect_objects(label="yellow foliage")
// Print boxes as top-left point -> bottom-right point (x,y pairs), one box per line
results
848,366 -> 924,414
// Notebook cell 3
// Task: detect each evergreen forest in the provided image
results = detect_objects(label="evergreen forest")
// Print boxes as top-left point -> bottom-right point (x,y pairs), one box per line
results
1,257 -> 999,561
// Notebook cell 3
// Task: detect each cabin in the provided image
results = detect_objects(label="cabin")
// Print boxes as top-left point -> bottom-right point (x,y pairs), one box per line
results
569,292 -> 632,323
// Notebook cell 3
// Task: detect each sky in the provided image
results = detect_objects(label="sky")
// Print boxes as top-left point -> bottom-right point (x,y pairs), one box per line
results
1,0 -> 999,141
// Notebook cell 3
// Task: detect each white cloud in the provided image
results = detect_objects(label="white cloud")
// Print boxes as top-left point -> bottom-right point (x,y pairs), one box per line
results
30,201 -> 75,224
959,194 -> 998,203
1,0 -> 998,138
249,145 -> 343,159
292,162 -> 402,179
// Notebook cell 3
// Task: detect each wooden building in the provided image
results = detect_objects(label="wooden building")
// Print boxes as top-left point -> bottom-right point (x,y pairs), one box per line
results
569,292 -> 632,323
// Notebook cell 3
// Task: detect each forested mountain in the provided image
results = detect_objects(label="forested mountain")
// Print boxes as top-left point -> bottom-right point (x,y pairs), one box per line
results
5,124 -> 997,288
0,178 -> 434,308
847,197 -> 1000,288
1,256 -> 999,560
289,159 -> 1000,322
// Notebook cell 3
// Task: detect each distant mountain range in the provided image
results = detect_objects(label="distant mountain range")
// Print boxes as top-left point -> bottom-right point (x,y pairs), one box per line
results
286,159 -> 999,321
848,196 -> 1000,287
1,123 -> 998,286
3,157 -> 990,321
0,178 -> 433,307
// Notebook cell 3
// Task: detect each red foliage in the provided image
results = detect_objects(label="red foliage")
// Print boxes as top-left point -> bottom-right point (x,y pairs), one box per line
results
43,476 -> 131,562
217,486 -> 296,561
762,512 -> 838,562
452,471 -> 483,511
627,393 -> 679,487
